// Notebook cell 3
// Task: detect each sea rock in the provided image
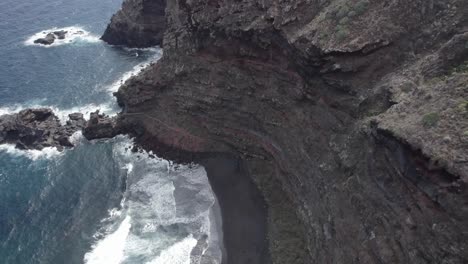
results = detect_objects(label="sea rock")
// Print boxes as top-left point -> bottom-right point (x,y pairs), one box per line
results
33,33 -> 56,45
53,30 -> 67,39
33,30 -> 69,45
0,109 -> 98,150
82,111 -> 119,140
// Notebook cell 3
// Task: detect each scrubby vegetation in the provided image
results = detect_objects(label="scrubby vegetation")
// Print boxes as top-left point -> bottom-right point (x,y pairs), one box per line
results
458,100 -> 468,115
450,60 -> 468,75
422,112 -> 440,128
331,0 -> 370,41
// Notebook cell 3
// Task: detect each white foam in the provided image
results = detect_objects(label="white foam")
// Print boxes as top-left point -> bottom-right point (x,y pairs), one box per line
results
49,103 -> 117,124
24,26 -> 100,47
123,47 -> 162,53
0,144 -> 62,161
84,216 -> 132,264
69,131 -> 85,146
105,49 -> 162,93
146,235 -> 198,264
83,137 -> 221,264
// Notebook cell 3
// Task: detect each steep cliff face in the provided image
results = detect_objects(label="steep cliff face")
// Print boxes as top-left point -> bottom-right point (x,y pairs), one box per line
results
108,0 -> 468,263
101,0 -> 166,47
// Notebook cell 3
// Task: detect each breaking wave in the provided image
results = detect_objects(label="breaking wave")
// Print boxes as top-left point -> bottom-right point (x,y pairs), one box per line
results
105,48 -> 162,94
0,144 -> 62,161
83,138 -> 223,264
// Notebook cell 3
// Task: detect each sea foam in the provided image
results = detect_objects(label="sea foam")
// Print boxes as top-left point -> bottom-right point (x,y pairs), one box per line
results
146,235 -> 198,264
24,26 -> 100,47
82,138 -> 221,264
105,48 -> 163,94
0,144 -> 62,161
83,216 -> 132,264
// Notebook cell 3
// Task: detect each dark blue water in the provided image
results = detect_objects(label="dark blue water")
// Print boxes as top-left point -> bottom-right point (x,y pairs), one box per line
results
0,1 -> 222,263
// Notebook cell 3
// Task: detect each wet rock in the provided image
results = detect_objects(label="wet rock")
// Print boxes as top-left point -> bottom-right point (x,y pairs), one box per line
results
82,111 -> 119,140
0,108 -> 69,149
0,109 -> 115,151
33,33 -> 56,45
53,30 -> 67,39
66,113 -> 86,129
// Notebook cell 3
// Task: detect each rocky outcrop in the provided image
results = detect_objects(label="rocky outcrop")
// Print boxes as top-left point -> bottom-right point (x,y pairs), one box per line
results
101,0 -> 166,47
82,111 -> 120,140
0,109 -> 117,151
108,0 -> 468,263
0,109 -> 82,150
33,30 -> 68,45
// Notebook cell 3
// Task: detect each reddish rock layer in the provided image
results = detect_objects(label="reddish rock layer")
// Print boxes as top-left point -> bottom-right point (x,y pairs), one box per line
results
106,0 -> 468,263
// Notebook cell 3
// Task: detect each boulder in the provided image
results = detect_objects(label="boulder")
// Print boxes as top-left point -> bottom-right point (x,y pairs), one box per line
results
53,30 -> 67,39
82,111 -> 119,140
33,33 -> 56,45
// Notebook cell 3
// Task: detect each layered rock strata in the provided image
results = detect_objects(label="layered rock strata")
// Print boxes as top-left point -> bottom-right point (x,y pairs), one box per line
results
105,0 -> 468,263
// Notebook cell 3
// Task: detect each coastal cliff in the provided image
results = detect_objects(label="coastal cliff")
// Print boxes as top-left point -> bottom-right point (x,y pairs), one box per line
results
101,0 -> 166,47
104,0 -> 468,263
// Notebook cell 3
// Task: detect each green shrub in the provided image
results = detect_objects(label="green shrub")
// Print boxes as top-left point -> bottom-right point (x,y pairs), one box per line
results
336,29 -> 349,41
336,5 -> 350,19
458,100 -> 468,112
422,112 -> 440,128
339,17 -> 350,25
355,0 -> 369,15
335,24 -> 349,41
450,61 -> 468,74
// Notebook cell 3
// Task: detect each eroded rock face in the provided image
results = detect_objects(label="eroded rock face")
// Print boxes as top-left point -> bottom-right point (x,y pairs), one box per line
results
101,0 -> 166,47
109,0 -> 468,263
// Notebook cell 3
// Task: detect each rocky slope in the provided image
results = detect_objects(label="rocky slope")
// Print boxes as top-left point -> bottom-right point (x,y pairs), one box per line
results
104,0 -> 468,263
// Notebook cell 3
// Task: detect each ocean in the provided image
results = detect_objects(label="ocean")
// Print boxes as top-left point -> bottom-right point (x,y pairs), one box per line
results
0,0 -> 222,263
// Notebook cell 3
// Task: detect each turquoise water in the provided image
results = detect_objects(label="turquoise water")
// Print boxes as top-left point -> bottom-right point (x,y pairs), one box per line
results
0,1 -> 222,263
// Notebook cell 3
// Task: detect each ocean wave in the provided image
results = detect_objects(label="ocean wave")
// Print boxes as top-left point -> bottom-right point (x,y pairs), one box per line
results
24,26 -> 100,47
82,138 -> 221,264
84,216 -> 132,264
105,48 -> 163,94
146,235 -> 198,264
0,144 -> 62,161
